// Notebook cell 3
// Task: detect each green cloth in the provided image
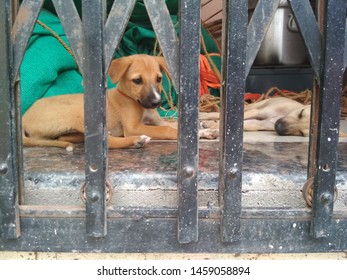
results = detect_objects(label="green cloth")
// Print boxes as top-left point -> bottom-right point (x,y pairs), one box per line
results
20,1 -> 221,117
20,9 -> 83,115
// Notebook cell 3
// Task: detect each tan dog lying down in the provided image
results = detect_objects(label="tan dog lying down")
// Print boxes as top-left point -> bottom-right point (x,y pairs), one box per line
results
23,55 -> 174,150
200,97 -> 311,136
201,96 -> 346,137
244,97 -> 311,136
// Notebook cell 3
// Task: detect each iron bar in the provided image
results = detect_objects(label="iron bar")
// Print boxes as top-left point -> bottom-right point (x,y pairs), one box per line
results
177,0 -> 200,244
0,0 -> 21,239
82,0 -> 108,237
345,19 -> 347,70
310,0 -> 346,238
219,0 -> 247,243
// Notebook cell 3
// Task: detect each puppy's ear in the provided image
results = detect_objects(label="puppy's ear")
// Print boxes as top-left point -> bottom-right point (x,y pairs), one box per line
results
155,56 -> 171,79
108,57 -> 133,83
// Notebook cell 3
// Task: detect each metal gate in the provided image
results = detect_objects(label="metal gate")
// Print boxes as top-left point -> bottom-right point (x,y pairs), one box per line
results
0,0 -> 347,253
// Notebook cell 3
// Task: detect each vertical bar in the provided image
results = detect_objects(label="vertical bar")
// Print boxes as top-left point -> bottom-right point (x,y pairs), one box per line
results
0,0 -> 21,239
177,0 -> 200,243
219,0 -> 247,243
82,0 -> 108,237
344,18 -> 347,70
310,0 -> 345,238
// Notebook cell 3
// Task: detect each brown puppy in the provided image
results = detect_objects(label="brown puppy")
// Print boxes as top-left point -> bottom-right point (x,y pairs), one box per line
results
22,54 -> 177,150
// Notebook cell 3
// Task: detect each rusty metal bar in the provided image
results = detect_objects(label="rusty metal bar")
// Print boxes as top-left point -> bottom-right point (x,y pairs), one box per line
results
219,0 -> 247,243
82,0 -> 108,237
344,18 -> 347,70
0,0 -> 21,239
310,0 -> 346,238
177,0 -> 200,244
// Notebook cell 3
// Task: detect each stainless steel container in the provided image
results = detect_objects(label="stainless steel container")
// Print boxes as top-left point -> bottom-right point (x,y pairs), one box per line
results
251,0 -> 309,66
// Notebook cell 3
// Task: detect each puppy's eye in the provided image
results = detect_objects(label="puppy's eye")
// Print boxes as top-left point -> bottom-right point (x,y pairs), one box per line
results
157,76 -> 162,83
132,78 -> 143,85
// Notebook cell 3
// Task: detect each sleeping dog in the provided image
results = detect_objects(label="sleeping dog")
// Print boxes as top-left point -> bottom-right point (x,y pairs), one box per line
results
244,97 -> 311,136
202,96 -> 346,137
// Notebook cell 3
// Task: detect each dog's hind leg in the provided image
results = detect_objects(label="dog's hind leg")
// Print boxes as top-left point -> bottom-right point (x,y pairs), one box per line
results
58,133 -> 85,143
23,135 -> 75,151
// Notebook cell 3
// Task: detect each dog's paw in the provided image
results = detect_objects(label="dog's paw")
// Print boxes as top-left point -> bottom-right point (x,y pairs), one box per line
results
65,145 -> 74,152
199,129 -> 219,139
200,120 -> 219,129
132,135 -> 151,148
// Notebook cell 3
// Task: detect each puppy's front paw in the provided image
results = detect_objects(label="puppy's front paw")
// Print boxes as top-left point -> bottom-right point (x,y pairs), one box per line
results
199,129 -> 219,139
200,120 -> 219,129
132,135 -> 151,148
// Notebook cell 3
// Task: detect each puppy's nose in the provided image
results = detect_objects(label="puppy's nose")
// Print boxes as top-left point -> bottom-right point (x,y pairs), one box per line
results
150,98 -> 162,108
275,119 -> 287,135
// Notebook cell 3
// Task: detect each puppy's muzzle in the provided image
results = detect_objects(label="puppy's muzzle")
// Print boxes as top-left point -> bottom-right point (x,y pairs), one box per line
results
139,88 -> 162,109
